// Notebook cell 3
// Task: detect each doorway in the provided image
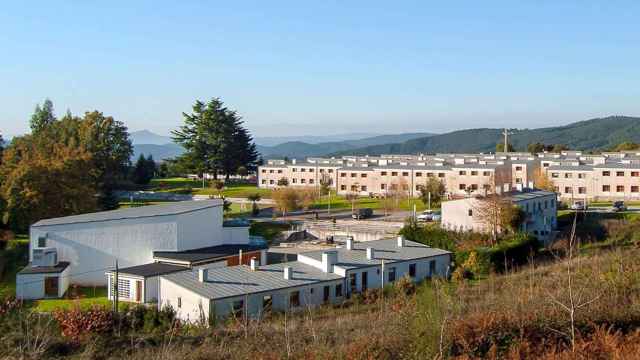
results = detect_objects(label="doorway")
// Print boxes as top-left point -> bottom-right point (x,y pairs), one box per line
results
44,276 -> 59,297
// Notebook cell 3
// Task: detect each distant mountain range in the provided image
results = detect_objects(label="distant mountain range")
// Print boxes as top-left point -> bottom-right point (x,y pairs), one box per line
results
254,133 -> 381,146
130,116 -> 640,161
331,116 -> 640,156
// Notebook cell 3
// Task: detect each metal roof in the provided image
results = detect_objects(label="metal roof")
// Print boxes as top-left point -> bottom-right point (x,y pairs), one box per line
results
162,261 -> 343,300
108,262 -> 187,278
299,239 -> 451,270
18,262 -> 70,275
153,244 -> 268,264
547,165 -> 594,171
507,190 -> 557,202
32,200 -> 222,227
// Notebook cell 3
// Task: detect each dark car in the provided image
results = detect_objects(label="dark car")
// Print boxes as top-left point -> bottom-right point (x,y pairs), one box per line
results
352,208 -> 373,220
612,201 -> 627,212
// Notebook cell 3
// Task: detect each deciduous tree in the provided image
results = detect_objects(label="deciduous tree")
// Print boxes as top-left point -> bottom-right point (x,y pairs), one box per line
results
418,177 -> 446,208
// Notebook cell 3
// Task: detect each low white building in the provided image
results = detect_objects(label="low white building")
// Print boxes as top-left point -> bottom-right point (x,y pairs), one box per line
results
159,237 -> 452,322
441,188 -> 557,243
17,200 -> 264,301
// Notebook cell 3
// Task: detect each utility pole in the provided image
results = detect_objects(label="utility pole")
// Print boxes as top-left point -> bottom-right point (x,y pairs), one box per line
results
502,128 -> 514,153
113,259 -> 119,312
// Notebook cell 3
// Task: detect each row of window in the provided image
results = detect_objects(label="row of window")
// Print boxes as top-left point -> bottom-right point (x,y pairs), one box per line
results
551,171 -> 640,178
557,185 -> 640,194
457,170 -> 493,176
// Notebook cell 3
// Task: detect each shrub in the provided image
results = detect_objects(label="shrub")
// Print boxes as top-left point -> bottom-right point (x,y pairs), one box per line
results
52,306 -> 113,342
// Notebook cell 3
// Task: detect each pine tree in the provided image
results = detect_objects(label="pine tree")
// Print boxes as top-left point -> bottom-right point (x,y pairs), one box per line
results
30,99 -> 56,133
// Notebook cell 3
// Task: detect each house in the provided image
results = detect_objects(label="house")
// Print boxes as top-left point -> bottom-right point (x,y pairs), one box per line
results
441,188 -> 557,243
16,200 -> 266,301
159,237 -> 452,322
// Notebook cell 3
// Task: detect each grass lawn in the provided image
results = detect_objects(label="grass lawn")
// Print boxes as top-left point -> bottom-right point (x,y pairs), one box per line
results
149,178 -> 272,198
310,194 -> 433,212
0,236 -> 30,297
249,221 -> 292,243
118,200 -> 174,208
32,286 -> 113,312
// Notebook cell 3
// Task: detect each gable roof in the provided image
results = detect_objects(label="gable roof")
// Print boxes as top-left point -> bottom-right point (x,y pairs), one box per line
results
32,200 -> 222,227
162,261 -> 342,300
299,239 -> 451,270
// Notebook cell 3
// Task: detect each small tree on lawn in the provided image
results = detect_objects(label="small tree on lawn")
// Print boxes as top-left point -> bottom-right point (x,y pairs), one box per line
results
247,193 -> 262,216
237,166 -> 248,179
210,179 -> 224,197
272,187 -> 301,218
319,173 -> 332,196
300,188 -> 319,211
419,177 -> 446,209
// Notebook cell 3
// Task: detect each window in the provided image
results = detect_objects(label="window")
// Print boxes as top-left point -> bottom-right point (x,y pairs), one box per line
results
468,209 -> 473,216
310,288 -> 314,294
289,291 -> 300,308
232,300 -> 244,317
350,185 -> 358,191
632,186 -> 639,193
340,185 -> 346,190
381,171 -> 387,176
261,169 -> 266,173
602,171 -> 610,176
551,173 -> 559,178
37,236 -> 46,248
381,184 -> 386,190
427,172 -> 434,177
409,263 -> 416,277
116,278 -> 131,299
300,168 -> 306,172
292,178 -> 297,183
578,173 -> 586,179
632,172 -> 639,177
617,171 -> 625,177
336,284 -> 343,297
362,272 -> 368,290
319,169 -> 324,173
292,168 -> 297,172
309,179 -> 314,184
340,173 -> 347,177
262,295 -> 272,314
483,171 -> 491,176
459,171 -> 466,175
309,168 -> 314,172
361,173 -> 367,178
361,185 -> 367,191
328,169 -> 334,173
515,178 -> 522,184
617,185 -> 625,192
349,273 -> 357,292
459,184 -> 466,190
402,172 -> 409,177
300,179 -> 306,184
269,170 -> 274,174
564,187 -> 572,194
565,173 -> 572,178
515,166 -> 523,171
471,171 -> 478,176
350,173 -> 357,178
177,297 -> 182,309
323,286 -> 330,303
269,180 -> 274,185
278,170 -> 283,174
416,172 -> 422,177
392,172 -> 398,176
261,179 -> 266,184
603,185 -> 611,192
578,187 -> 586,194
388,267 -> 396,282
438,173 -> 445,178
544,200 -> 548,209
470,184 -> 478,190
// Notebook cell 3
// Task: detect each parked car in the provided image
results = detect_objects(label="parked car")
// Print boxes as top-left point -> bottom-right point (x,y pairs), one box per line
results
352,208 -> 373,220
570,201 -> 587,211
611,201 -> 627,212
417,209 -> 441,222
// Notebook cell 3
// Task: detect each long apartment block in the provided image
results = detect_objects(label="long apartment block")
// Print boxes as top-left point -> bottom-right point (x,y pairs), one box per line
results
258,150 -> 640,202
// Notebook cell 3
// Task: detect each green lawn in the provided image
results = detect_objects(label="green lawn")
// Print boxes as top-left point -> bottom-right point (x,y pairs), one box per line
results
310,194 -> 433,212
249,221 -> 292,243
0,236 -> 30,297
32,286 -> 113,312
149,178 -> 272,198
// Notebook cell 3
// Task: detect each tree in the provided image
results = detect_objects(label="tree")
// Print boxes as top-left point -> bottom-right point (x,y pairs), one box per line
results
172,98 -> 258,180
131,154 -> 155,185
472,194 -> 519,245
345,186 -> 359,212
30,99 -> 56,133
277,177 -> 289,187
551,144 -> 569,153
496,143 -> 515,152
210,179 -> 225,197
272,187 -> 301,218
319,173 -> 332,196
247,193 -> 262,216
612,142 -> 639,151
299,188 -> 319,210
527,142 -> 546,154
533,167 -> 556,192
237,166 -> 248,179
419,177 -> 446,208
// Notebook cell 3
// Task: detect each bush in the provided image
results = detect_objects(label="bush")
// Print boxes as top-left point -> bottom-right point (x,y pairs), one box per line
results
52,306 -> 114,342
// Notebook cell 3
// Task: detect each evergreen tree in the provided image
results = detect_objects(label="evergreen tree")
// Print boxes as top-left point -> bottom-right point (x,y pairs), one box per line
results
30,99 -> 56,133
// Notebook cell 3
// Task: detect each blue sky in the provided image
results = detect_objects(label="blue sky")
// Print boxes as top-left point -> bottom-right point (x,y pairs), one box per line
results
2,1 -> 640,137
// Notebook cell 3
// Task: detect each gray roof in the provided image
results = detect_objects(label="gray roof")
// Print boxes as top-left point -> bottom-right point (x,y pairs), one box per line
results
162,261 -> 343,300
593,163 -> 640,169
18,262 -> 70,275
547,165 -> 594,171
507,190 -> 557,202
32,200 -> 222,227
153,244 -> 268,264
109,262 -> 187,278
299,239 -> 451,270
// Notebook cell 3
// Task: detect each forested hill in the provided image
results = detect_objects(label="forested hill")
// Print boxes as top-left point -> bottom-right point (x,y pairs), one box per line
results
332,116 -> 640,155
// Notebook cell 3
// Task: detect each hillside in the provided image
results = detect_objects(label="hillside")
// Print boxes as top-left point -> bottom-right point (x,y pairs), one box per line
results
257,132 -> 434,158
334,116 -> 640,155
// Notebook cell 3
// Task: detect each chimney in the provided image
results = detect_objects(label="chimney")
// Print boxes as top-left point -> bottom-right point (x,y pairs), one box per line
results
250,257 -> 258,271
346,237 -> 354,250
239,249 -> 243,264
198,268 -> 208,282
283,266 -> 292,280
397,235 -> 405,248
321,250 -> 338,273
366,247 -> 375,260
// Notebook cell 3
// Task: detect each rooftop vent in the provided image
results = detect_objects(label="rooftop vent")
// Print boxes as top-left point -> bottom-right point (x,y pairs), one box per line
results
321,250 -> 338,273
397,235 -> 405,248
250,257 -> 258,271
283,266 -> 292,280
32,247 -> 57,267
346,237 -> 354,250
366,247 -> 375,260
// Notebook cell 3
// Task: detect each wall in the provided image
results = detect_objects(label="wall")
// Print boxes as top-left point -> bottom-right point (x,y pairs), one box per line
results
16,267 -> 70,300
222,226 -> 250,245
160,277 -> 211,323
441,198 -> 484,232
177,205 -> 224,251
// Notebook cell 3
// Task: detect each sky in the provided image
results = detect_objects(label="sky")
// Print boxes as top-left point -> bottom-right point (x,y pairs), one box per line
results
2,1 -> 640,138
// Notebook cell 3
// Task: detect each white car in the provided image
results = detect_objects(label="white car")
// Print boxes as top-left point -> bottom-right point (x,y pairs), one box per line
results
570,201 -> 587,211
417,210 -> 441,222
